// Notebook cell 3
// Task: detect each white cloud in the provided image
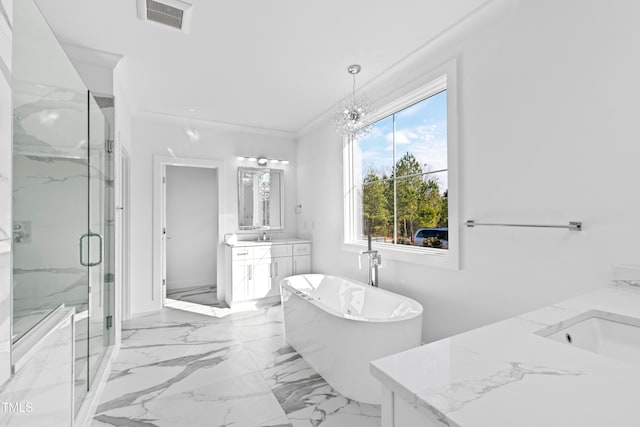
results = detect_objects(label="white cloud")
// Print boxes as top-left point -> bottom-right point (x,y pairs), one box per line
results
385,129 -> 419,145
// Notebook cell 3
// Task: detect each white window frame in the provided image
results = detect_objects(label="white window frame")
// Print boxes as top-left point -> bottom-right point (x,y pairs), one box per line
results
342,59 -> 460,270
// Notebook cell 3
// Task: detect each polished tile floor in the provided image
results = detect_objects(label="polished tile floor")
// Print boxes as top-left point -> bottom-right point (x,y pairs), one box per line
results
92,298 -> 381,427
166,285 -> 225,307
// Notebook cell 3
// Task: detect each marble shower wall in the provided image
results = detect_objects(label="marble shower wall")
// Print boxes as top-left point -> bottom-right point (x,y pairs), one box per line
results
12,153 -> 89,341
10,0 -> 96,343
0,0 -> 14,387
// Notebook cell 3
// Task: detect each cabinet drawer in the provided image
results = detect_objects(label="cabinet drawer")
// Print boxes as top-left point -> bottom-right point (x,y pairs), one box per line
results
231,247 -> 253,259
293,243 -> 311,256
253,244 -> 293,259
253,245 -> 272,260
270,244 -> 293,258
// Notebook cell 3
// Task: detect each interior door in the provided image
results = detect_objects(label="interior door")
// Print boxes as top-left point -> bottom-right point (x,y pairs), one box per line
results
161,166 -> 167,305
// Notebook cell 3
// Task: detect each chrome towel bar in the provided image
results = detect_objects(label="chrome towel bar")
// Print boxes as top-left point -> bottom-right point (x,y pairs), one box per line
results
465,220 -> 582,231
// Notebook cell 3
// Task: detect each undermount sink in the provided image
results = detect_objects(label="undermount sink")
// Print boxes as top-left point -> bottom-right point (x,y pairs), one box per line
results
535,310 -> 640,366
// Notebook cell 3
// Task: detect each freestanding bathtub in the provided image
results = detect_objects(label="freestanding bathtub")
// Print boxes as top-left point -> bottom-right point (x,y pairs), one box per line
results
280,274 -> 423,405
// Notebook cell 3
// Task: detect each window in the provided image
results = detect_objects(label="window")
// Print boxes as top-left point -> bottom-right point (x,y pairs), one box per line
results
344,63 -> 458,268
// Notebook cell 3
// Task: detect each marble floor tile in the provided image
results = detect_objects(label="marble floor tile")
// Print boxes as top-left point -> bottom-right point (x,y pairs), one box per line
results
287,396 -> 381,427
93,302 -> 381,426
97,371 -> 286,427
166,285 -> 225,307
258,415 -> 293,427
244,335 -> 338,415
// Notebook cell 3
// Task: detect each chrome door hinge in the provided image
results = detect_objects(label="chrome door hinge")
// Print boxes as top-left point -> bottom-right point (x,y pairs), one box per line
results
106,139 -> 114,153
106,315 -> 113,329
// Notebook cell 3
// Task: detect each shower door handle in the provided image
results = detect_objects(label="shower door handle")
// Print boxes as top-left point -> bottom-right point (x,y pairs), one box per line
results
79,232 -> 104,267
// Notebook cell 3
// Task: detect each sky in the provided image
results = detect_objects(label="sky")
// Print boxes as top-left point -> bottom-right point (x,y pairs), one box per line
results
356,90 -> 448,194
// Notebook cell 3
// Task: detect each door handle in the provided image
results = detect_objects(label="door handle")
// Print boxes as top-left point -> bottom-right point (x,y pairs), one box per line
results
79,232 -> 103,267
248,265 -> 252,280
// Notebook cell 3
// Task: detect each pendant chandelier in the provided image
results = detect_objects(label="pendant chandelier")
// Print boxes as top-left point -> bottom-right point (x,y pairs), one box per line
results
333,64 -> 373,140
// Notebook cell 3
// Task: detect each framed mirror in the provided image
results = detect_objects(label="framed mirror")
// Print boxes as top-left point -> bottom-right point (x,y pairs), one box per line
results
238,167 -> 284,230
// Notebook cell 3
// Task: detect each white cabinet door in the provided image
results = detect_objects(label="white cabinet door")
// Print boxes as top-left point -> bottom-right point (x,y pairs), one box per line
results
293,255 -> 311,275
231,260 -> 252,302
252,258 -> 272,299
270,256 -> 293,296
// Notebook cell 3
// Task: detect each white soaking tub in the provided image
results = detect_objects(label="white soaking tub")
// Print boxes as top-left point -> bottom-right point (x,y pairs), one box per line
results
280,274 -> 423,405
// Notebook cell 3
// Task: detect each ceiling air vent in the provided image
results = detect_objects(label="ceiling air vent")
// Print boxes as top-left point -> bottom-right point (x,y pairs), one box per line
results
137,0 -> 192,33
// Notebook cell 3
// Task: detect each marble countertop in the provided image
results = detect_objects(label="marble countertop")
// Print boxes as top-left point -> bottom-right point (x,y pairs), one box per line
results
370,280 -> 640,427
224,238 -> 311,247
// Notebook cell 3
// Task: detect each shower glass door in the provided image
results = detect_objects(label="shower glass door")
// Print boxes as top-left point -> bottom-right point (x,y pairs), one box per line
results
12,0 -> 112,417
87,94 -> 110,387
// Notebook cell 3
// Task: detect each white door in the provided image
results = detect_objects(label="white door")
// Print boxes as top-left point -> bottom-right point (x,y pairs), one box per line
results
271,257 -> 293,296
231,260 -> 252,301
253,258 -> 272,299
293,255 -> 311,275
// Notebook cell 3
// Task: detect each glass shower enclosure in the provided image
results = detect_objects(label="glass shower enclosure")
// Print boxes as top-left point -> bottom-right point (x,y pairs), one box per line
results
12,0 -> 114,415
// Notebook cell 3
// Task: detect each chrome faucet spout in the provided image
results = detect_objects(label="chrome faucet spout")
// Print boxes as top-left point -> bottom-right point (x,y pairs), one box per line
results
360,234 -> 381,287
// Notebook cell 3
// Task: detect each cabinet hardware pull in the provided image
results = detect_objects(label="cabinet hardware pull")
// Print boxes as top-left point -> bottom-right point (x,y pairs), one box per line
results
248,265 -> 252,280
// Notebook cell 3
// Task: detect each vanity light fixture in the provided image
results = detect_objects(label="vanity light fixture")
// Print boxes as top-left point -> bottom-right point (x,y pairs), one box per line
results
332,64 -> 373,140
236,156 -> 291,166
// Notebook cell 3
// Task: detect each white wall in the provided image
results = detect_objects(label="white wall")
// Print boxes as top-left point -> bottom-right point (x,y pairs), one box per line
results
130,114 -> 296,315
113,57 -> 133,331
296,0 -> 640,343
166,165 -> 218,291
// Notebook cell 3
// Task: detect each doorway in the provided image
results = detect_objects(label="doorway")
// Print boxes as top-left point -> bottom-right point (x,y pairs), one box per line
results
165,165 -> 219,305
153,156 -> 225,309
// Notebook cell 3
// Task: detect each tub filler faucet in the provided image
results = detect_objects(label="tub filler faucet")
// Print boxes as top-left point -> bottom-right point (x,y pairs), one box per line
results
360,234 -> 382,287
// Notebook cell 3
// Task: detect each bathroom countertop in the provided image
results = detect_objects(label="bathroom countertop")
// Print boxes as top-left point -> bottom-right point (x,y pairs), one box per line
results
370,281 -> 640,427
224,238 -> 311,247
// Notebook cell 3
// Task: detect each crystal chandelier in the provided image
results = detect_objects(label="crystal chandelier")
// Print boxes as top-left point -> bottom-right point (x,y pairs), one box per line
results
333,64 -> 372,140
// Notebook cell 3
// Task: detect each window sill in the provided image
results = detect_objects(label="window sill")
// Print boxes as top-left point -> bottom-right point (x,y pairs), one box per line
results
342,241 -> 459,270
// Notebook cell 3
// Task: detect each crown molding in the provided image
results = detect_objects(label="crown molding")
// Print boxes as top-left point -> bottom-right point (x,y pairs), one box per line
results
135,109 -> 297,140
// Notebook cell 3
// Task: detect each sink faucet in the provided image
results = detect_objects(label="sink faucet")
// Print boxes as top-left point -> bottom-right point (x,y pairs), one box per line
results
360,234 -> 381,287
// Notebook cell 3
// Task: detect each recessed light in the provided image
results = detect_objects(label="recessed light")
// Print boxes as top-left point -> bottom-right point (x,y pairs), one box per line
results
280,160 -> 290,165
237,156 -> 246,161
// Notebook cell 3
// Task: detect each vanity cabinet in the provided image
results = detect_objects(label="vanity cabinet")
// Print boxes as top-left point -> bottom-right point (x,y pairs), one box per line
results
224,240 -> 311,306
293,243 -> 311,275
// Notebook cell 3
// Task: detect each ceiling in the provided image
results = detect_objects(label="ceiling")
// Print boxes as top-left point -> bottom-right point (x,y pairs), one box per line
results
35,0 -> 492,134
